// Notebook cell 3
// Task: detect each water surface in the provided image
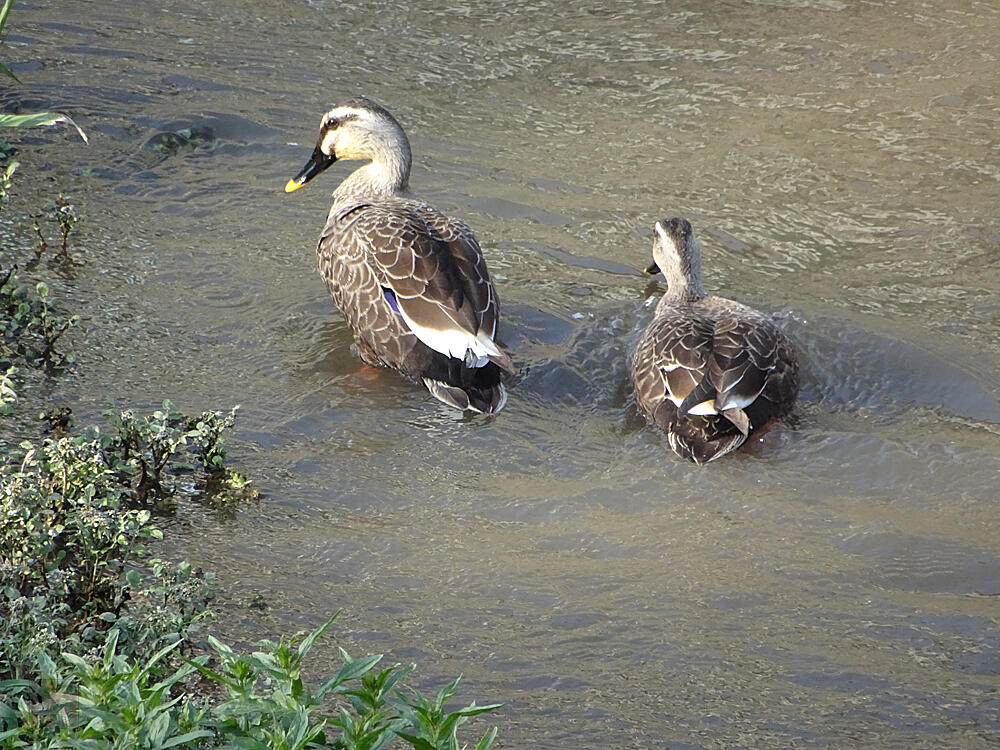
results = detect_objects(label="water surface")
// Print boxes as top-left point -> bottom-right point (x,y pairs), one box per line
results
4,1 -> 999,747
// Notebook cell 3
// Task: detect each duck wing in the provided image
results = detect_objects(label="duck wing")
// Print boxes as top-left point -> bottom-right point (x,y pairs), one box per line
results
634,312 -> 715,414
636,307 -> 792,435
707,315 -> 784,419
410,207 -> 511,371
332,201 -> 510,370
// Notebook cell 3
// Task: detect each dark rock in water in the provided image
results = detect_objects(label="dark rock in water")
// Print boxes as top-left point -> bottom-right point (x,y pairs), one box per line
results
142,126 -> 214,156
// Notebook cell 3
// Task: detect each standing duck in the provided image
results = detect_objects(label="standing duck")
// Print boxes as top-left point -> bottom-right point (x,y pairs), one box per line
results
285,97 -> 513,413
632,218 -> 798,463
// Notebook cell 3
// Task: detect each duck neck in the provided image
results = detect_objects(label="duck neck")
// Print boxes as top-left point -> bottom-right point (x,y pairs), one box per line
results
334,140 -> 411,200
659,258 -> 707,307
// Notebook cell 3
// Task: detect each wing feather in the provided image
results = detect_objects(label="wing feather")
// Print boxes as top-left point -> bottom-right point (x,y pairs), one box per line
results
329,200 -> 510,369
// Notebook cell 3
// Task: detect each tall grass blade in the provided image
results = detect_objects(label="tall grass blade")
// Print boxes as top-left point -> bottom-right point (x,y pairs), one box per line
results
0,113 -> 88,142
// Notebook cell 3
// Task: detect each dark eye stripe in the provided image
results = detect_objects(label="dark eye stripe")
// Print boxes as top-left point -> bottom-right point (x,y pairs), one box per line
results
325,113 -> 360,129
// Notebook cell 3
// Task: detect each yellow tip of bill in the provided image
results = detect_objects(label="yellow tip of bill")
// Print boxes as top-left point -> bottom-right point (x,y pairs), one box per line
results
284,178 -> 304,193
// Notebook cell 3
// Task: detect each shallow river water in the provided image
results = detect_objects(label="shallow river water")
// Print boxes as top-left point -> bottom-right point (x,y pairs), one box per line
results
3,0 -> 999,747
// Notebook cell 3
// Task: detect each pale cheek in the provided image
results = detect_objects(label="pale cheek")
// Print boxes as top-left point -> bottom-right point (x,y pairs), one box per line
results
322,131 -> 338,155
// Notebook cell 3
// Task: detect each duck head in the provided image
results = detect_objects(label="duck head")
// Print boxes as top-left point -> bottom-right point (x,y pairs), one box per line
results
644,217 -> 706,299
285,97 -> 410,193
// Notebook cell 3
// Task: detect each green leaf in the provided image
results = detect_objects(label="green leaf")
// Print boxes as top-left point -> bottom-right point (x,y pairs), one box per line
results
295,612 -> 339,662
36,650 -> 58,683
136,639 -> 184,682
0,0 -> 13,35
474,726 -> 499,750
159,730 -> 215,748
395,733 -> 437,750
0,727 -> 27,741
126,568 -> 141,588
0,62 -> 18,84
332,652 -> 383,688
61,651 -> 89,672
180,656 -> 239,692
0,112 -> 88,141
0,679 -> 34,695
146,710 -> 170,748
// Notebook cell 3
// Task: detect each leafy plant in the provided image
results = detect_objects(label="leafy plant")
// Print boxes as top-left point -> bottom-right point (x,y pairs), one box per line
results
0,630 -> 214,749
188,614 -> 500,750
0,159 -> 16,211
0,266 -> 79,371
31,194 -> 81,256
102,401 -> 257,505
0,0 -> 17,82
395,678 -> 500,750
0,430 -> 164,678
0,402 -> 255,682
0,364 -> 15,414
0,615 -> 501,749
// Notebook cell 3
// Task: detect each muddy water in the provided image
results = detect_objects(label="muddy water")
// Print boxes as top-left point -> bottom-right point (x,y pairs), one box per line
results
4,0 -> 999,747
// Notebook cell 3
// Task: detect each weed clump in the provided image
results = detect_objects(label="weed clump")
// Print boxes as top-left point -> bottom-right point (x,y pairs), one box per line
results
0,402 -> 251,681
30,195 -> 81,257
0,268 -> 78,370
0,405 -> 498,749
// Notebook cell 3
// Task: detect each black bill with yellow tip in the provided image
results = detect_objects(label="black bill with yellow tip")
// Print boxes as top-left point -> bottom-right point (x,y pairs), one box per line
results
644,262 -> 661,275
285,145 -> 337,193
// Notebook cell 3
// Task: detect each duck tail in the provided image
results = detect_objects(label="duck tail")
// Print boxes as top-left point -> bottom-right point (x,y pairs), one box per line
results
423,378 -> 507,414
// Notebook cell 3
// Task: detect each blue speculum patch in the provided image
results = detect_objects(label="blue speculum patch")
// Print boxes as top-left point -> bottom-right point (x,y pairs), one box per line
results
382,287 -> 401,313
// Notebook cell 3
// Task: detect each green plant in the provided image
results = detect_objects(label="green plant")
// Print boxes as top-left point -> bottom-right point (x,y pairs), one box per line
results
395,679 -> 500,750
0,267 -> 79,371
0,400 -> 500,748
0,615 -> 501,749
31,194 -> 81,256
0,365 -> 15,415
188,614 -> 501,750
0,159 -> 16,211
0,430 -> 163,678
0,629 -> 214,748
0,0 -> 17,82
0,403 -> 253,681
0,263 -> 77,424
102,401 -> 257,505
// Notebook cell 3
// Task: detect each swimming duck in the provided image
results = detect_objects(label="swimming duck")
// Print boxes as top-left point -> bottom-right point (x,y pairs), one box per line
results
632,218 -> 798,463
285,97 -> 513,413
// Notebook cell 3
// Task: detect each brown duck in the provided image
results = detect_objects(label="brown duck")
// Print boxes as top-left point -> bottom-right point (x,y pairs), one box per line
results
285,98 -> 513,413
632,218 -> 798,463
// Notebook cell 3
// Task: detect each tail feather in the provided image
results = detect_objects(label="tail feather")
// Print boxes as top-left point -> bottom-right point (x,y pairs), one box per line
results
423,377 -> 506,414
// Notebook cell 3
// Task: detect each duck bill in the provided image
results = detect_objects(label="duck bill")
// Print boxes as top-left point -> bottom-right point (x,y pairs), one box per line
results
643,262 -> 661,275
285,146 -> 337,192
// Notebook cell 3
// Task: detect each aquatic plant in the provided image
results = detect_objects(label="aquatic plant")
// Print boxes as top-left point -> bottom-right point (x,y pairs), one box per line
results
0,402 -> 500,748
0,267 -> 78,373
0,402 -> 260,679
0,258 -> 77,419
30,194 -> 81,256
104,401 -> 258,505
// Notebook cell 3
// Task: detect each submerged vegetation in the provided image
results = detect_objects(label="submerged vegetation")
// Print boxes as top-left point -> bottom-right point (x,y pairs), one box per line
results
0,3 -> 500,748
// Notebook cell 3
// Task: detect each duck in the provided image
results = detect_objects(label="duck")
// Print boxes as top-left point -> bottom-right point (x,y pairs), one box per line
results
632,217 -> 799,464
285,97 -> 513,413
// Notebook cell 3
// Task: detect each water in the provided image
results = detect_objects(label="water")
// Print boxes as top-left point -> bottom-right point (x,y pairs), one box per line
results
4,0 -> 999,747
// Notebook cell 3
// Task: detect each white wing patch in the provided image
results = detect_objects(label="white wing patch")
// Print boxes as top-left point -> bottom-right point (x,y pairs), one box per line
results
396,305 -> 500,367
686,401 -> 719,416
